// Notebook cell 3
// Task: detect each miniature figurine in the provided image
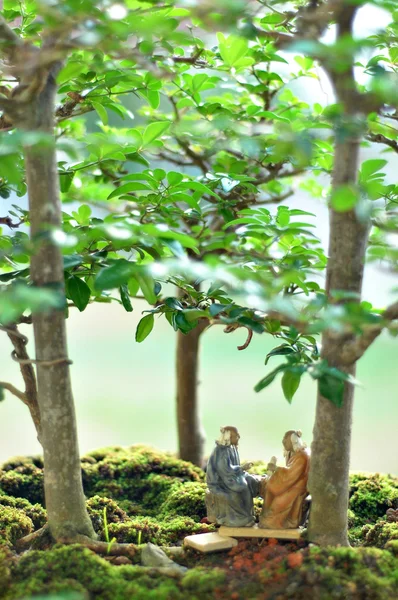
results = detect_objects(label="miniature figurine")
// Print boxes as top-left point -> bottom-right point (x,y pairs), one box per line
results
206,426 -> 261,527
259,429 -> 310,529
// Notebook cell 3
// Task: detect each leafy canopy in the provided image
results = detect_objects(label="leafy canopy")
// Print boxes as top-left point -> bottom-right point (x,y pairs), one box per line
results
0,0 -> 397,407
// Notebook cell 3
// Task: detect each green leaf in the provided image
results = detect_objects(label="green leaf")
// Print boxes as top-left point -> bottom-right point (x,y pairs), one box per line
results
0,385 -> 4,402
261,13 -> 286,24
94,260 -> 135,290
277,207 -> 290,227
209,303 -> 231,317
330,185 -> 358,212
165,297 -> 183,310
281,370 -> 302,403
59,171 -> 75,193
128,277 -> 139,297
237,316 -> 265,334
167,171 -> 184,186
175,311 -> 197,334
119,284 -> 133,312
183,308 -> 207,322
57,62 -> 85,84
360,159 -> 387,180
0,268 -> 29,282
178,181 -> 221,200
63,255 -> 83,270
254,365 -> 287,393
108,182 -> 153,200
136,273 -> 157,304
265,345 -> 295,365
135,313 -> 154,343
217,33 -> 249,67
143,121 -> 170,147
92,102 -> 108,126
67,276 -> 90,312
319,374 -> 345,407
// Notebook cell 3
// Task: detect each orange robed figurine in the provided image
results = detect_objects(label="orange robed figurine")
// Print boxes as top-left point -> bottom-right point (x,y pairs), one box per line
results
259,430 -> 310,529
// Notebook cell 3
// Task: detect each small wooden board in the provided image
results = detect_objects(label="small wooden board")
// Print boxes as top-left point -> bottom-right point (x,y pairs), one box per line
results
218,525 -> 302,540
184,532 -> 238,553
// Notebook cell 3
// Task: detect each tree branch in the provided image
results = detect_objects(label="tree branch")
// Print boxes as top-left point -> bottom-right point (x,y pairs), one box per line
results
365,133 -> 398,154
339,300 -> 398,365
0,381 -> 27,403
4,324 -> 41,439
0,15 -> 23,58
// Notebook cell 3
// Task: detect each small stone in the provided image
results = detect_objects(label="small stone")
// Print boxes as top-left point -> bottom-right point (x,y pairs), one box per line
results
184,532 -> 238,553
141,542 -> 187,574
112,556 -> 132,565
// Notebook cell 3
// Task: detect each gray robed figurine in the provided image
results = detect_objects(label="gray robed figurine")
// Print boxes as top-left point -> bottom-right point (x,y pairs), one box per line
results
206,426 -> 261,527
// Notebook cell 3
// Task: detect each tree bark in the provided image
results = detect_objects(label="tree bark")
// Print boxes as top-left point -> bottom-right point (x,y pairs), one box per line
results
308,72 -> 371,547
308,205 -> 369,545
176,321 -> 207,466
22,72 -> 95,540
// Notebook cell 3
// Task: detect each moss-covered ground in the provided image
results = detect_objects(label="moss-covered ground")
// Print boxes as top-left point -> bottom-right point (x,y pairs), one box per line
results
0,447 -> 398,599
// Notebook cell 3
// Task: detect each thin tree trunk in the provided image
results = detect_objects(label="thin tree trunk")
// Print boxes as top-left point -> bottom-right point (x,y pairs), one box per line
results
23,73 -> 95,540
308,128 -> 370,547
306,2 -> 371,547
176,321 -> 207,466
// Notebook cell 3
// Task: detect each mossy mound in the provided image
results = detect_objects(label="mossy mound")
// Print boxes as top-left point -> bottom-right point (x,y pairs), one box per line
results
0,457 -> 44,505
1,544 -> 225,600
81,446 -> 204,511
0,446 -> 204,514
86,496 -> 130,535
0,505 -> 33,547
349,472 -> 398,525
108,515 -> 212,545
2,540 -> 397,600
363,519 -> 398,549
0,494 -> 46,530
279,545 -> 398,599
0,446 -> 214,549
160,482 -> 207,521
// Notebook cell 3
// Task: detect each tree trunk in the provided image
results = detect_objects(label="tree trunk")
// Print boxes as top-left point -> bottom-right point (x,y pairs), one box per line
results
176,321 -> 207,466
307,139 -> 370,546
22,73 -> 95,540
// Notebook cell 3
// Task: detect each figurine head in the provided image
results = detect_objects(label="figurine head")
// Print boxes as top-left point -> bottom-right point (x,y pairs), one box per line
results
218,426 -> 240,446
282,430 -> 305,453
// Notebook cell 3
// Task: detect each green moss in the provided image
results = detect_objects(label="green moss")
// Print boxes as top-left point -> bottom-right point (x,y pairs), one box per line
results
160,482 -> 206,521
107,517 -> 161,545
181,567 -> 225,594
140,475 -> 182,511
0,546 -> 12,591
0,446 -> 204,518
81,446 -> 204,511
0,505 -> 33,547
107,515 -> 214,546
364,520 -> 398,549
0,458 -> 44,506
86,496 -> 129,534
385,539 -> 398,555
349,472 -> 398,524
248,460 -> 268,477
287,546 -> 398,599
3,544 -> 226,600
0,494 -> 46,529
153,516 -> 214,545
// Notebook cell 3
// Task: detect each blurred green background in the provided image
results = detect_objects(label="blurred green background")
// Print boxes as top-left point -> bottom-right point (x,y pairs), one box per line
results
1,297 -> 397,473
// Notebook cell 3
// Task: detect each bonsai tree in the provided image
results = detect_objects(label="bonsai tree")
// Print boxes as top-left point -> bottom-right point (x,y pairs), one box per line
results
1,0 -> 397,548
